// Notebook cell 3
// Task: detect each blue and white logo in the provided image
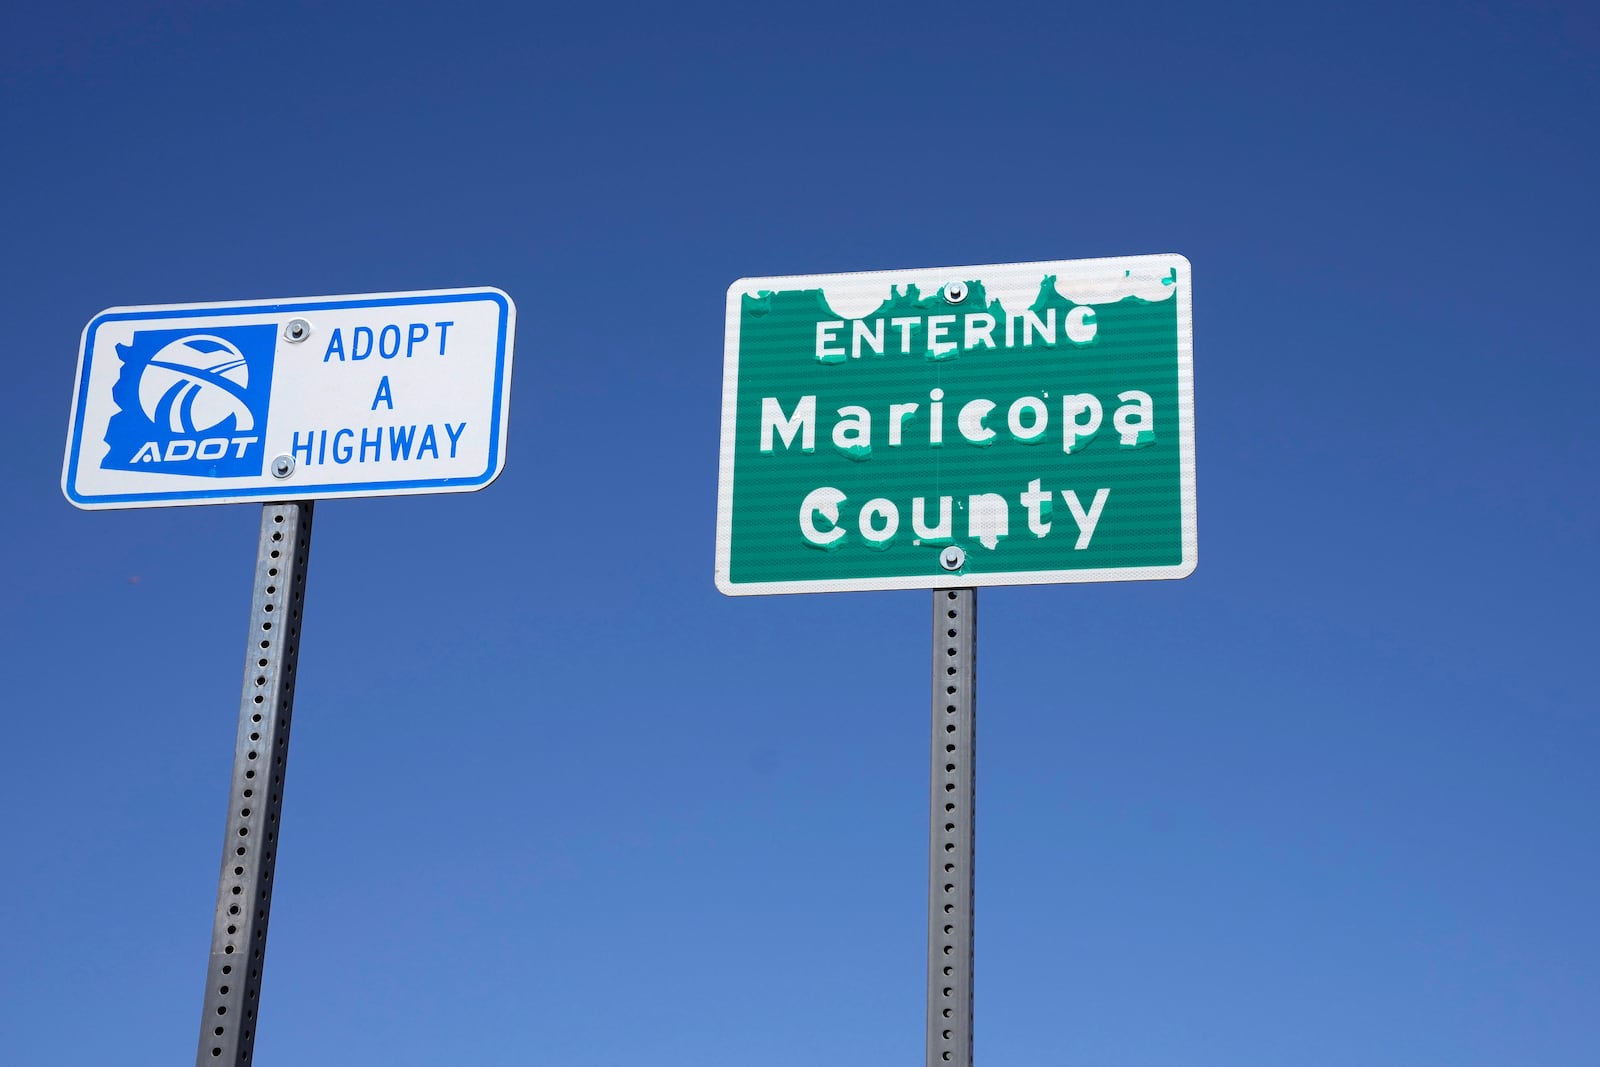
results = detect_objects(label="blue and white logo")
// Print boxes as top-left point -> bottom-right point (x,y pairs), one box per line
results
103,325 -> 277,478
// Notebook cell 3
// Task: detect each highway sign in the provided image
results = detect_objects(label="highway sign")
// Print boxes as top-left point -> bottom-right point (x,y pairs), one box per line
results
63,287 -> 515,509
716,254 -> 1195,595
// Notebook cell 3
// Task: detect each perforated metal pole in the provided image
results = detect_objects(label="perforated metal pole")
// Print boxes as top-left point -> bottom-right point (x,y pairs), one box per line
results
196,502 -> 314,1065
929,588 -> 975,1067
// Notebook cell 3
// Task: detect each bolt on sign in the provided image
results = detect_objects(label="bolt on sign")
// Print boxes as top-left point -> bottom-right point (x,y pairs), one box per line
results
62,287 -> 515,509
715,255 -> 1195,595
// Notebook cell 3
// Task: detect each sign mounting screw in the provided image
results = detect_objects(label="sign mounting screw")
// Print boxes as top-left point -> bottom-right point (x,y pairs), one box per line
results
939,545 -> 966,571
942,281 -> 968,304
271,455 -> 295,479
283,319 -> 311,344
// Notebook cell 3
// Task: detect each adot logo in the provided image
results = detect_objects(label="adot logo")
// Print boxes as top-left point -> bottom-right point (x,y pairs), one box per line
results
103,324 -> 277,478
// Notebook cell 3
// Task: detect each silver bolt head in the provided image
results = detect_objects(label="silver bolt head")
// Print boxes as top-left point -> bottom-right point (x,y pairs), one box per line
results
939,545 -> 966,571
283,318 -> 311,343
271,454 -> 295,479
943,281 -> 968,305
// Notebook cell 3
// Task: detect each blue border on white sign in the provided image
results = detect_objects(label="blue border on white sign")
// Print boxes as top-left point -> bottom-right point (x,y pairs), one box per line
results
63,288 -> 513,508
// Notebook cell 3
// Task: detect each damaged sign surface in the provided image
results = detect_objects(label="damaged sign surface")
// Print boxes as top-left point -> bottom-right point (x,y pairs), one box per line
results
715,254 -> 1195,595
63,287 -> 515,509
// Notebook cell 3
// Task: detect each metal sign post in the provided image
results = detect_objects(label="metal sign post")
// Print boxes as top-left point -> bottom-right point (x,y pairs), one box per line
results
63,287 -> 516,1062
928,588 -> 976,1067
713,255 -> 1196,1061
196,502 -> 314,1065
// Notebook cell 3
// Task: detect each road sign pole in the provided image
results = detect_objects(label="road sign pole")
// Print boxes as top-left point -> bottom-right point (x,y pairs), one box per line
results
196,502 -> 314,1066
928,588 -> 976,1067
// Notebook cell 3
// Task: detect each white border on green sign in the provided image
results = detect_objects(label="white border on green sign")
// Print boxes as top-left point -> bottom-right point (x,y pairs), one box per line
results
716,253 -> 1195,596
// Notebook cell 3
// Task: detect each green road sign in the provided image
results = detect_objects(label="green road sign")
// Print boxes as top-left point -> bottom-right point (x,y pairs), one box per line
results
715,255 -> 1196,595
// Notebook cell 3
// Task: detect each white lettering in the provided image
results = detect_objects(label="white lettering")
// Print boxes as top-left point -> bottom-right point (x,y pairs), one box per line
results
927,314 -> 957,357
1022,308 -> 1056,346
968,493 -> 1009,550
1065,305 -> 1097,343
1007,396 -> 1048,442
1062,488 -> 1110,549
832,406 -> 872,456
1021,478 -> 1052,536
800,486 -> 846,547
888,403 -> 918,446
852,319 -> 884,359
1113,390 -> 1155,446
963,313 -> 996,349
1063,394 -> 1102,453
957,399 -> 996,444
859,498 -> 899,547
760,396 -> 816,453
912,496 -> 953,540
890,316 -> 919,353
815,321 -> 845,362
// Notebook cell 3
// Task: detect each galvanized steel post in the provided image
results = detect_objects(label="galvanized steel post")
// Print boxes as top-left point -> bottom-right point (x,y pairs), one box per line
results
196,502 -> 314,1065
929,588 -> 975,1067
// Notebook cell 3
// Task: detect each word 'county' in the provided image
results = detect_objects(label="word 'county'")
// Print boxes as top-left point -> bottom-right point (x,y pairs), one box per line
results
800,481 -> 1110,552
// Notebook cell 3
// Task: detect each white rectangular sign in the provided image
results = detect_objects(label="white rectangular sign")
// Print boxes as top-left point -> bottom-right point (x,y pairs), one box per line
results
63,287 -> 515,509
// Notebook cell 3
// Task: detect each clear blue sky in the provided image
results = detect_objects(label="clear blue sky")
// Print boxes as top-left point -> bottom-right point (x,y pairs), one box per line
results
3,1 -> 1597,1063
